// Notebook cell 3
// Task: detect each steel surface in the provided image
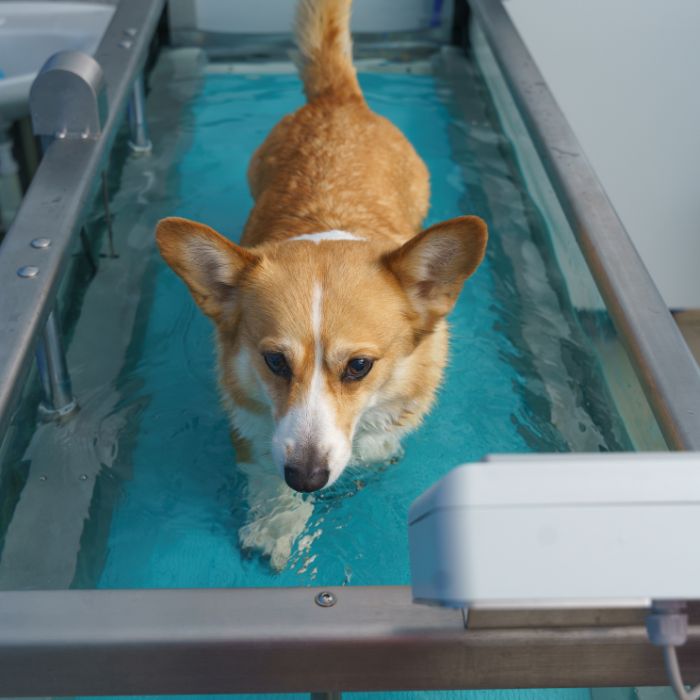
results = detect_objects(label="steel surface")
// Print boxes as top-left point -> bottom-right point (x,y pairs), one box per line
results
0,587 -> 697,695
0,0 -> 165,441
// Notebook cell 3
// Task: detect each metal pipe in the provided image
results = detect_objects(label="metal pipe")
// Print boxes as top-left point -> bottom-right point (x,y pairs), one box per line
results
469,0 -> 700,450
35,309 -> 77,419
127,73 -> 152,154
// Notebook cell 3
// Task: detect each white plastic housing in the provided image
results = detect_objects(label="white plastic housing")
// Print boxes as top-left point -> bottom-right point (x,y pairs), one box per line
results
409,453 -> 700,609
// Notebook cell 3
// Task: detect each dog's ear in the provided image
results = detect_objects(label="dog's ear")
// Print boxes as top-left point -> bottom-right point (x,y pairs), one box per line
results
156,217 -> 258,319
384,215 -> 487,326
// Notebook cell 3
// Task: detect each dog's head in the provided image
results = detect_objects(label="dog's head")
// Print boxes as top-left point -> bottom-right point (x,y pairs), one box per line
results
156,217 -> 487,492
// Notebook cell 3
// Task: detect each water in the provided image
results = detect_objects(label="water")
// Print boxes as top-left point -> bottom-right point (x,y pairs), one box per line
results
0,45 -> 639,700
74,51 -> 631,592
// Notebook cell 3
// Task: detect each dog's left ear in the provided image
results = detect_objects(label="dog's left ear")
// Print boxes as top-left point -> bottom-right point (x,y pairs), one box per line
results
156,217 -> 259,320
384,215 -> 488,324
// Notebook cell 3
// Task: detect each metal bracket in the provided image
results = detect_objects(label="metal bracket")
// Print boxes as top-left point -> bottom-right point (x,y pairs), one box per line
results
30,50 -> 107,141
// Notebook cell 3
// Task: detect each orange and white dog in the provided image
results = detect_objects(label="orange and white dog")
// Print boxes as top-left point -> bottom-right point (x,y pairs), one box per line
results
156,0 -> 487,568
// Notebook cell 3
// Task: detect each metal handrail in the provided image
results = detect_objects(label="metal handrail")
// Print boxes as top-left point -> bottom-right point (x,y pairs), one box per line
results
469,0 -> 700,450
0,587 -> 698,695
0,0 -> 165,440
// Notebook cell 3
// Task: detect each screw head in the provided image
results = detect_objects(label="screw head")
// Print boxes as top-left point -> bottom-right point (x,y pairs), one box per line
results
315,591 -> 337,608
119,38 -> 133,50
79,474 -> 88,482
39,475 -> 47,482
55,128 -> 67,140
31,238 -> 51,249
124,27 -> 138,37
17,265 -> 39,278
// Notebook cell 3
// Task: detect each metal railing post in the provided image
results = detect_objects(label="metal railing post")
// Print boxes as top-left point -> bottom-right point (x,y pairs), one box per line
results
127,73 -> 152,153
35,309 -> 77,419
27,50 -> 108,421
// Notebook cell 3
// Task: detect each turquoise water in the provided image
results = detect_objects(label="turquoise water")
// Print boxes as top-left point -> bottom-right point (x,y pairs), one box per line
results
86,59 -> 631,593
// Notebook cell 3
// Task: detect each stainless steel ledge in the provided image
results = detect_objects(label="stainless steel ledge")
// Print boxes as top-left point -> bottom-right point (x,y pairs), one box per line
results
0,587 -> 698,696
469,0 -> 700,450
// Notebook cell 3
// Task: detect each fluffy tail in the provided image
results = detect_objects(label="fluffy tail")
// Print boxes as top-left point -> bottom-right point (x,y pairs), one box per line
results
295,0 -> 362,101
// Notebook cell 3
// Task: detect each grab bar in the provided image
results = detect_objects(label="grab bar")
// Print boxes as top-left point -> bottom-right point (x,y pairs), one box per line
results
469,0 -> 700,450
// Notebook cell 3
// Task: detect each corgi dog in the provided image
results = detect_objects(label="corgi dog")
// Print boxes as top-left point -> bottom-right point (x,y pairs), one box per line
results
156,0 -> 487,568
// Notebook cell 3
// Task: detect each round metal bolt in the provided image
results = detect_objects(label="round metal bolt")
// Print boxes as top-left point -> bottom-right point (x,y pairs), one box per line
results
39,475 -> 47,482
315,591 -> 337,608
55,128 -> 67,140
17,265 -> 39,278
31,238 -> 52,249
124,27 -> 138,37
119,39 -> 133,50
79,474 -> 88,482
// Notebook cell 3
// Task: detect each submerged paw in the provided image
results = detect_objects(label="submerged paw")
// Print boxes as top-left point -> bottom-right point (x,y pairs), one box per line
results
236,465 -> 314,571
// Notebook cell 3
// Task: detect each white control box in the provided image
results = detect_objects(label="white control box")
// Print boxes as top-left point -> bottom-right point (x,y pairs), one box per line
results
409,453 -> 700,609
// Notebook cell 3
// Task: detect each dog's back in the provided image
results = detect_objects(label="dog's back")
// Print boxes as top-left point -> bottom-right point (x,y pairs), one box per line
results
243,0 -> 430,249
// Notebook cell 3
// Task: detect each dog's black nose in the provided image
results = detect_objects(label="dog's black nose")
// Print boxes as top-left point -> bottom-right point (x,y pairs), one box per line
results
284,465 -> 330,493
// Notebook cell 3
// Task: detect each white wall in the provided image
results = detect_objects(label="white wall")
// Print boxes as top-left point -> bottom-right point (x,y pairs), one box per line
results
505,0 -> 700,309
169,0 -> 450,34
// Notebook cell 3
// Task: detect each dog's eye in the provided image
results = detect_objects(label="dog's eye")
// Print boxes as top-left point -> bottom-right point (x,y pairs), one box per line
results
343,357 -> 374,381
263,352 -> 291,379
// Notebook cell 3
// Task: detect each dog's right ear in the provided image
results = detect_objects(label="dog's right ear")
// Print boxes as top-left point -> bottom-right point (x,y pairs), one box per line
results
155,217 -> 258,319
384,215 -> 487,329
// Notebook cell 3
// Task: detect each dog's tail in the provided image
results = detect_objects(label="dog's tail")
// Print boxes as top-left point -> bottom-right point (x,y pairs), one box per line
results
295,0 -> 362,101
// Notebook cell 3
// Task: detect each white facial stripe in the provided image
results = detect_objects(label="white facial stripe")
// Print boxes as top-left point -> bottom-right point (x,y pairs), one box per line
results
311,283 -> 322,370
287,230 -> 365,244
271,282 -> 352,488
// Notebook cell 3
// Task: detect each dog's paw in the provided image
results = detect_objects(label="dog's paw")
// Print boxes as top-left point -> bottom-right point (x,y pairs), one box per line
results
238,496 -> 313,571
236,460 -> 314,571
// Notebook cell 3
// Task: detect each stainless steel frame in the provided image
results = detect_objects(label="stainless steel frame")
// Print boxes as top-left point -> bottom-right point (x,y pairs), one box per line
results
0,0 -> 699,695
0,587 -> 698,696
29,49 -> 109,419
469,0 -> 700,451
0,0 -> 165,441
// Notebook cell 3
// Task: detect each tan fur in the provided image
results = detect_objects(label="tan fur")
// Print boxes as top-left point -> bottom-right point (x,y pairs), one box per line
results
244,94 -> 430,247
156,0 -> 487,562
